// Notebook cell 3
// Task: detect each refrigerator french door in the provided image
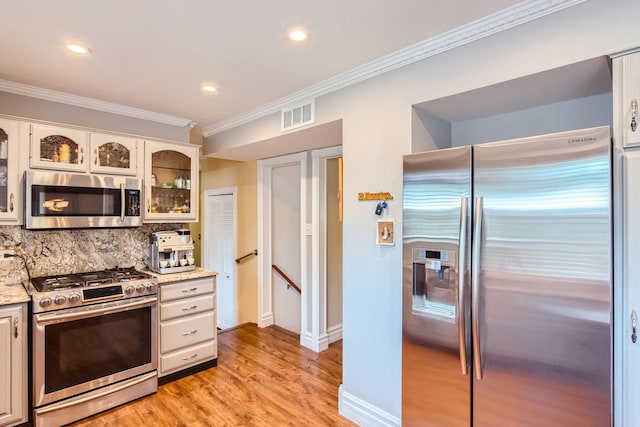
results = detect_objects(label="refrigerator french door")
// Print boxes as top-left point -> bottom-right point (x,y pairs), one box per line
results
402,126 -> 611,427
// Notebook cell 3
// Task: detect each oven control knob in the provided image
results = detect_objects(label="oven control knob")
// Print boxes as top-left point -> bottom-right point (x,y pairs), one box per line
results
136,284 -> 146,293
54,295 -> 67,305
146,283 -> 156,293
39,297 -> 52,308
68,293 -> 81,303
125,285 -> 135,294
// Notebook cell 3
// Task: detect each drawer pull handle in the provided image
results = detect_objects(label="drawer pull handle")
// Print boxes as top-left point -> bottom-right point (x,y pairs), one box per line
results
181,305 -> 198,311
182,329 -> 198,336
181,287 -> 198,293
182,353 -> 198,360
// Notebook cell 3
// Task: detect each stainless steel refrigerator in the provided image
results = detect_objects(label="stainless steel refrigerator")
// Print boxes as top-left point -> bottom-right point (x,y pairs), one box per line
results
402,126 -> 611,427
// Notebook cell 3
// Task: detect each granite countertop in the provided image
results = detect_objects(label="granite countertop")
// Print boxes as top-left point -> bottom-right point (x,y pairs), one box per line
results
146,266 -> 217,284
0,281 -> 30,306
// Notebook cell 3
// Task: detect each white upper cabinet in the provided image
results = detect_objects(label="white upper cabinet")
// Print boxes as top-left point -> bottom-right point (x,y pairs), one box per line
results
617,51 -> 640,148
30,124 -> 88,172
0,118 -> 21,223
89,132 -> 141,176
144,140 -> 199,222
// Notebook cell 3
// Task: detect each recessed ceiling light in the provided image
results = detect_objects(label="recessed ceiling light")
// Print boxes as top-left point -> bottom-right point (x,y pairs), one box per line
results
288,28 -> 309,42
66,44 -> 90,55
201,85 -> 217,93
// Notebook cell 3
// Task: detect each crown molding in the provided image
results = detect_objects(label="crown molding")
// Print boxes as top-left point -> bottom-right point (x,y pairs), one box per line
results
0,79 -> 193,127
203,0 -> 586,137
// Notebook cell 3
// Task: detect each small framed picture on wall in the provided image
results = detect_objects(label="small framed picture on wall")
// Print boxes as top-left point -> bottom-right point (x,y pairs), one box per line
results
376,219 -> 395,246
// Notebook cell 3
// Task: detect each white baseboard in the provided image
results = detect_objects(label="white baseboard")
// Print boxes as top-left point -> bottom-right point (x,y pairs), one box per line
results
327,324 -> 342,344
338,385 -> 400,427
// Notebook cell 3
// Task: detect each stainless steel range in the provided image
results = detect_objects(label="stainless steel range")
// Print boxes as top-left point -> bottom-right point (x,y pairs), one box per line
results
30,267 -> 158,427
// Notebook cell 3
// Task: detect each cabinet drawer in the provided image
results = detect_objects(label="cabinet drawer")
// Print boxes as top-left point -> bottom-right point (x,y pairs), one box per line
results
160,339 -> 216,376
160,278 -> 215,302
160,311 -> 215,353
160,294 -> 214,321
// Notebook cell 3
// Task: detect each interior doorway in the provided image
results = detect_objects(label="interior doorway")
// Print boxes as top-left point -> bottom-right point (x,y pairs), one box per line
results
257,152 -> 307,337
203,188 -> 237,330
325,156 -> 343,343
271,163 -> 302,334
310,146 -> 343,350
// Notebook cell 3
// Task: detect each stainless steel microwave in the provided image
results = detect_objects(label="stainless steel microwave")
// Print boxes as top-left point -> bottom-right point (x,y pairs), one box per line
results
25,171 -> 142,229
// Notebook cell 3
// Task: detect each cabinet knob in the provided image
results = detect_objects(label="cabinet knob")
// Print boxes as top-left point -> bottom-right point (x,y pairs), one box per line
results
80,147 -> 84,164
13,317 -> 18,339
94,149 -> 98,165
632,99 -> 638,132
9,193 -> 14,212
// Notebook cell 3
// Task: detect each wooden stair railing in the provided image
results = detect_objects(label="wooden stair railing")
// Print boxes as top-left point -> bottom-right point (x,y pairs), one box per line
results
235,249 -> 258,264
272,264 -> 301,294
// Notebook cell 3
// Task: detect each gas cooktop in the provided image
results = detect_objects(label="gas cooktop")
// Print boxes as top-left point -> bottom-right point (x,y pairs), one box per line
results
30,267 -> 157,313
31,267 -> 153,292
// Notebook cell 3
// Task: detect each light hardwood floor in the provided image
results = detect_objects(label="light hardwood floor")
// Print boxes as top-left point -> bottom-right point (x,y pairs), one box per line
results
70,324 -> 355,427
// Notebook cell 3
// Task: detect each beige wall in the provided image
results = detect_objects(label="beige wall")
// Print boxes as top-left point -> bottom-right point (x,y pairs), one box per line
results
189,125 -> 204,265
326,157 -> 343,330
200,157 -> 258,324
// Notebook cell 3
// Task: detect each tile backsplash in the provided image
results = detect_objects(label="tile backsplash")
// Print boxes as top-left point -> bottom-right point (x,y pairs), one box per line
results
0,224 -> 188,280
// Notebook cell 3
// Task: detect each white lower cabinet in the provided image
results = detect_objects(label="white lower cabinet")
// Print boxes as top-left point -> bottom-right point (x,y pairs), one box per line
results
0,304 -> 27,427
158,277 -> 217,378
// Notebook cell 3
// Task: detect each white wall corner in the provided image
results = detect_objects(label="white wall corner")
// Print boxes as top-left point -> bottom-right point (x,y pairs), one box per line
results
300,331 -> 329,352
339,385 -> 400,427
259,312 -> 274,328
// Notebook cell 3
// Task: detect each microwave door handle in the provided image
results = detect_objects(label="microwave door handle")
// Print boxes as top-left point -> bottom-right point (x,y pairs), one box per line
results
120,183 -> 125,223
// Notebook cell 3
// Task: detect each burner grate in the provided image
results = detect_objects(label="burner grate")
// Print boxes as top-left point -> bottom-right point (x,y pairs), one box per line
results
32,268 -> 152,292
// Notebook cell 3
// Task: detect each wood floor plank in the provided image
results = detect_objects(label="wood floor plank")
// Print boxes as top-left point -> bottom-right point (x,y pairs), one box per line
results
70,324 -> 355,427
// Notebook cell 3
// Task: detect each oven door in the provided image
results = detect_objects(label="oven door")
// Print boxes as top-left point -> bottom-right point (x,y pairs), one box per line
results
33,296 -> 157,407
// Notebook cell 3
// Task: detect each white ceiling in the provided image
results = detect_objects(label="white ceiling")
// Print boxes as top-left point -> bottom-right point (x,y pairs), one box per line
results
0,0 -> 527,134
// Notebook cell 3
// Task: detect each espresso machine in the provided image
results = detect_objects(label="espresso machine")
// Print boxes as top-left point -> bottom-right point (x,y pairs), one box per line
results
150,229 -> 195,274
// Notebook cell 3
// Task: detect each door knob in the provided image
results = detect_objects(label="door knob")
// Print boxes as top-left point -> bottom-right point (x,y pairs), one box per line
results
632,309 -> 637,343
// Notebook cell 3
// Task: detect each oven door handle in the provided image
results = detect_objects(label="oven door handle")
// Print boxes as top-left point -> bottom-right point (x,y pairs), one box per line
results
34,296 -> 157,324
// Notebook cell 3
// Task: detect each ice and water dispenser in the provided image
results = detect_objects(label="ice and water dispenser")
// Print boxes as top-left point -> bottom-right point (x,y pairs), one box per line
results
411,248 -> 457,320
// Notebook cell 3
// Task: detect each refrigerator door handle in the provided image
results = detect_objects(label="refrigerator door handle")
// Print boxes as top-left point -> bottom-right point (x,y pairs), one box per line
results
472,196 -> 483,380
458,196 -> 469,375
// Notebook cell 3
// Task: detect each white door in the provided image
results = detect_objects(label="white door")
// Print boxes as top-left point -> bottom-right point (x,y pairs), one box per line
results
204,191 -> 236,330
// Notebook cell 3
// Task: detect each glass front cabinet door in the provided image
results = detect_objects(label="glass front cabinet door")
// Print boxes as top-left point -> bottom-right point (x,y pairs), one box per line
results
30,124 -> 88,172
144,141 -> 198,222
89,132 -> 140,176
0,118 -> 21,222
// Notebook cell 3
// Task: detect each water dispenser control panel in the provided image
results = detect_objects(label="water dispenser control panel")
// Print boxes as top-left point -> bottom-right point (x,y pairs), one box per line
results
412,248 -> 456,319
